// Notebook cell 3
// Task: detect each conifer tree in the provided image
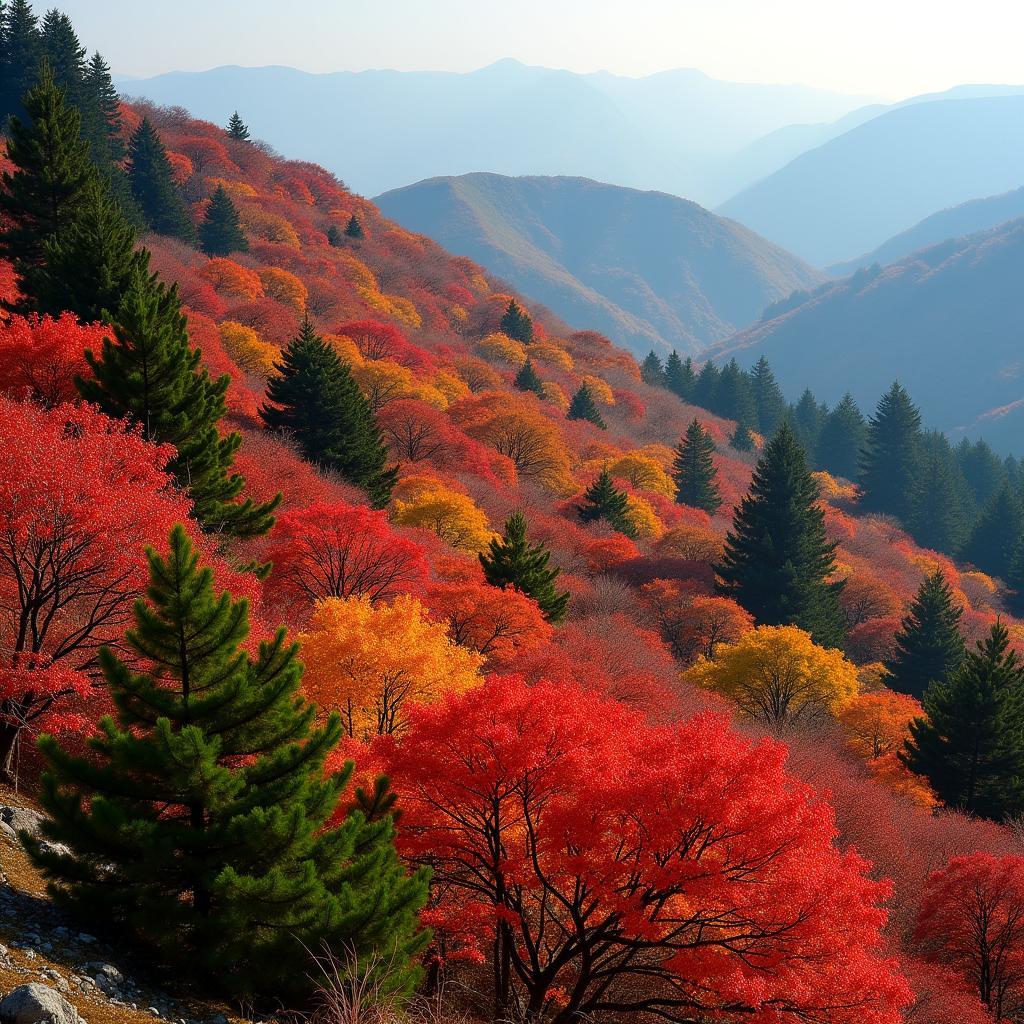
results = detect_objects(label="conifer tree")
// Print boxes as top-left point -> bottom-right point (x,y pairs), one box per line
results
79,268 -> 278,538
262,318 -> 397,508
818,393 -> 866,480
38,9 -> 85,109
908,450 -> 967,554
714,358 -> 756,427
80,51 -> 124,166
902,620 -> 1024,821
0,0 -> 40,124
640,351 -> 665,387
226,110 -> 250,140
567,383 -> 606,428
479,510 -> 570,623
345,212 -> 364,239
717,422 -> 845,647
859,381 -> 923,522
956,438 -> 1006,511
28,525 -> 429,998
499,298 -> 534,343
790,388 -> 826,463
730,421 -> 755,452
693,360 -> 720,411
962,482 -> 1024,580
664,351 -> 695,401
198,183 -> 248,256
885,570 -> 965,699
326,223 -> 343,247
672,418 -> 722,513
514,358 -> 544,396
579,468 -> 635,538
127,117 -> 195,240
749,356 -> 787,435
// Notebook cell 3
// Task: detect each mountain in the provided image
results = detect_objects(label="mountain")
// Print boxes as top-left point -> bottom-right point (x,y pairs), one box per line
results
707,219 -> 1024,452
118,61 -> 871,205
375,173 -> 824,357
829,186 -> 1024,275
717,94 -> 1024,266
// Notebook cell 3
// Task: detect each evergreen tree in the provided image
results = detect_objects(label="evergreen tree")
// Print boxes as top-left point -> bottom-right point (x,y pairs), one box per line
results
818,393 -> 866,480
749,356 -> 787,435
902,621 -> 1024,821
513,358 -> 544,396
79,268 -> 278,538
790,388 -> 826,463
499,298 -> 534,343
126,117 -> 195,240
730,421 -> 755,452
640,350 -> 665,387
962,483 -> 1024,580
0,0 -> 40,125
664,351 -> 696,401
909,448 -> 967,555
672,418 -> 722,513
80,51 -> 124,166
884,570 -> 966,700
262,318 -> 397,508
717,422 -> 845,647
693,360 -> 720,411
344,212 -> 364,239
198,184 -> 248,256
38,9 -> 85,109
0,62 -> 95,309
567,383 -> 606,428
859,381 -> 923,522
956,438 -> 1007,511
714,358 -> 756,427
226,110 -> 250,141
479,510 -> 570,623
28,525 -> 429,998
578,468 -> 635,538
326,223 -> 343,247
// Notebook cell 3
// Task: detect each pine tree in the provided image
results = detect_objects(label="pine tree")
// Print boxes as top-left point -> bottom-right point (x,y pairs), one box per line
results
749,356 -> 787,436
714,359 -> 756,427
0,0 -> 40,125
79,268 -> 278,538
908,449 -> 967,554
226,110 -> 250,140
717,422 -> 846,647
0,62 -> 95,310
514,358 -> 544,396
499,298 -> 534,343
693,360 -> 720,411
28,525 -> 429,998
962,483 -> 1024,580
345,212 -> 364,239
262,318 -> 397,508
884,570 -> 966,700
730,421 -> 755,452
479,510 -> 570,623
127,117 -> 195,240
672,418 -> 722,513
902,620 -> 1024,821
199,184 -> 248,256
80,51 -> 125,166
38,9 -> 85,109
818,393 -> 866,480
790,388 -> 825,463
956,438 -> 1007,511
859,381 -> 923,522
579,468 -> 635,538
326,223 -> 343,247
664,351 -> 695,401
640,351 -> 665,387
567,383 -> 606,428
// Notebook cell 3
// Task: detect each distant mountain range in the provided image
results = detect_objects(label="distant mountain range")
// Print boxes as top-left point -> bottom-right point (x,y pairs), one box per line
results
706,218 -> 1024,453
376,173 -> 824,357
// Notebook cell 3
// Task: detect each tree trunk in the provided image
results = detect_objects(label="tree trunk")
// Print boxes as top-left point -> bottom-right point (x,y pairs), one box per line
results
0,721 -> 21,784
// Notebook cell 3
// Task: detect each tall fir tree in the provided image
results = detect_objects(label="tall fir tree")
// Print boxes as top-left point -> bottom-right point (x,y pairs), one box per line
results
28,526 -> 429,998
714,358 -> 756,428
38,9 -> 85,108
262,318 -> 397,508
499,298 -> 534,343
80,51 -> 124,165
909,448 -> 967,555
749,356 -> 787,436
789,388 -> 826,464
326,223 -> 343,247
345,212 -> 364,239
693,359 -> 720,411
962,482 -> 1024,580
956,437 -> 1007,511
717,422 -> 845,647
640,350 -> 665,387
127,117 -> 195,240
902,621 -> 1024,821
730,421 -> 755,452
818,392 -> 866,480
0,0 -> 40,124
479,510 -> 570,623
884,570 -> 966,699
578,467 -> 635,538
79,267 -> 278,538
226,110 -> 250,140
199,183 -> 248,256
664,351 -> 696,401
672,418 -> 722,513
514,358 -> 544,396
859,381 -> 923,522
567,383 -> 606,428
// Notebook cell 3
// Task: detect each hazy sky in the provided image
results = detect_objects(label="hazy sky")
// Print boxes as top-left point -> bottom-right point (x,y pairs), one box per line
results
56,0 -> 1022,100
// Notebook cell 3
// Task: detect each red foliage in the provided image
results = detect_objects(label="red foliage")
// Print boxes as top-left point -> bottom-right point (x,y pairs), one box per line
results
335,318 -> 433,371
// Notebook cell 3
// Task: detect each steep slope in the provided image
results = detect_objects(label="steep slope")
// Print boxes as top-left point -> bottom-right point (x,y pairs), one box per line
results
376,173 -> 824,357
718,95 -> 1024,266
708,219 -> 1024,452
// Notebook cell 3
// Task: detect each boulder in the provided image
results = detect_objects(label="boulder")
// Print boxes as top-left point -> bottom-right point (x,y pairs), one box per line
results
0,983 -> 83,1024
0,807 -> 44,837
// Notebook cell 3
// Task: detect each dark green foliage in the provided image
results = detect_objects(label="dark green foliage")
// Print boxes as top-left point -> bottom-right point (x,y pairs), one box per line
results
345,212 -> 364,239
226,110 -> 250,140
326,223 -> 343,247
902,620 -> 1024,821
514,358 -> 544,396
199,184 -> 248,256
80,268 -> 278,538
663,351 -> 695,401
499,298 -> 534,343
885,570 -> 965,700
579,467 -> 635,538
818,393 -> 866,480
717,422 -> 845,647
0,0 -> 41,124
28,526 -> 429,998
80,51 -> 124,165
479,510 -> 570,623
714,358 -> 756,428
749,356 -> 787,435
127,117 -> 195,240
962,483 -> 1024,580
567,383 -> 606,428
859,381 -> 922,522
909,446 -> 968,554
789,388 -> 826,463
692,360 -> 719,410
730,421 -> 755,451
262,318 -> 397,508
672,418 -> 722,513
640,351 -> 665,387
38,9 -> 84,109
956,438 -> 1007,512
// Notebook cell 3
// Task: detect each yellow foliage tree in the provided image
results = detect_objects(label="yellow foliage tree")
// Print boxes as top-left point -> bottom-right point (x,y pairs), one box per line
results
623,493 -> 663,540
393,476 -> 494,552
540,381 -> 569,412
218,321 -> 279,377
527,342 -> 573,371
299,593 -> 484,737
478,331 -> 527,367
240,205 -> 301,248
433,369 -> 470,404
655,523 -> 724,562
686,625 -> 860,730
607,453 -> 675,497
257,266 -> 308,312
352,360 -> 448,413
582,374 -> 615,405
838,690 -> 922,761
322,332 -> 365,367
204,177 -> 257,199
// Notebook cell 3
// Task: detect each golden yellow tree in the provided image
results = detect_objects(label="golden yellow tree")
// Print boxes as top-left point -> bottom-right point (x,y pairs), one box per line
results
218,321 -> 279,377
392,475 -> 494,551
257,266 -> 308,312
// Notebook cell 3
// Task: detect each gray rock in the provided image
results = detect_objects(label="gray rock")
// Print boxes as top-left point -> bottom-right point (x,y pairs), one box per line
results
0,983 -> 83,1024
0,820 -> 17,842
0,806 -> 44,836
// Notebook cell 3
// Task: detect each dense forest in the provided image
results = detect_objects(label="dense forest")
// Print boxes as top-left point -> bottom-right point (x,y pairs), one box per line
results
2,6 -> 1024,1024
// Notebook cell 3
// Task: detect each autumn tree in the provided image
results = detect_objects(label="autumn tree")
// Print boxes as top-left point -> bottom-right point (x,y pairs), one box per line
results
226,110 -> 250,140
839,691 -> 923,761
672,418 -> 721,512
499,297 -> 533,343
28,526 -> 428,998
127,117 -> 195,240
579,468 -> 636,538
199,184 -> 248,256
392,477 -> 493,552
859,381 -> 922,522
0,313 -> 101,406
640,580 -> 752,663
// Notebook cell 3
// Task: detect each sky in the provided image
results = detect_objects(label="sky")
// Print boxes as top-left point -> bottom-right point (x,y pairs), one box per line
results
56,0 -> 1023,101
